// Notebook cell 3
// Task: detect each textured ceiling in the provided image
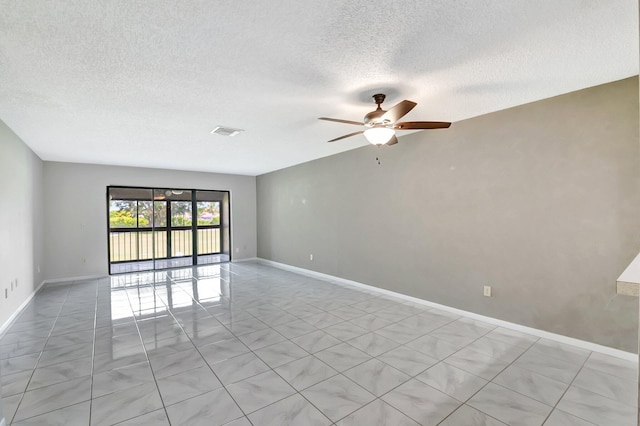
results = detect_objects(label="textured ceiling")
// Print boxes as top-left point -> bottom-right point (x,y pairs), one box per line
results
0,1 -> 638,176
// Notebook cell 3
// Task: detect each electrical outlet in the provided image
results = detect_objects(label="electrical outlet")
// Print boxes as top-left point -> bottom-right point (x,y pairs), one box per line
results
483,285 -> 492,297
310,254 -> 313,261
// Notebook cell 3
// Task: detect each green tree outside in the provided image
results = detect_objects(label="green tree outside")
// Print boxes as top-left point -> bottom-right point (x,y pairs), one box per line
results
109,209 -> 149,228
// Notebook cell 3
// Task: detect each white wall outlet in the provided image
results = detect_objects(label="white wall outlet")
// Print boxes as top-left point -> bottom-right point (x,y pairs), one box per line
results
37,265 -> 40,273
235,247 -> 240,253
483,285 -> 492,297
309,254 -> 313,261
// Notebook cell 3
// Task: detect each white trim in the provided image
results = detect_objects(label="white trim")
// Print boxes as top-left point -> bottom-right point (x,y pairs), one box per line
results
43,274 -> 107,287
0,280 -> 47,337
232,257 -> 259,263
258,258 -> 637,361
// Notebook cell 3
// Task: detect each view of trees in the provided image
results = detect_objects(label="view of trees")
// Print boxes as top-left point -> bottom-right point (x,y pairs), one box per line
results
109,209 -> 149,228
197,202 -> 220,225
109,200 -> 220,229
109,200 -> 151,228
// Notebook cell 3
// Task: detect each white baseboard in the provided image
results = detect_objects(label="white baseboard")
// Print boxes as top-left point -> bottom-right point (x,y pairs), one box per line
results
0,279 -> 47,337
43,274 -> 107,287
258,258 -> 637,362
232,257 -> 259,263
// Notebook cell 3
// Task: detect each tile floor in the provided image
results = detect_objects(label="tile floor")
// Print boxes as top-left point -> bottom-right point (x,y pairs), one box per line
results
0,262 -> 637,425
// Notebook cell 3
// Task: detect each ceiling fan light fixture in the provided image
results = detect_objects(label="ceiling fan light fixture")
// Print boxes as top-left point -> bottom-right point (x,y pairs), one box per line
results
319,93 -> 450,145
364,127 -> 395,145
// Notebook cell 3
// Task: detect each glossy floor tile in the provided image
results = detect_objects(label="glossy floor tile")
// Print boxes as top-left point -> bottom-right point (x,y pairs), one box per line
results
343,358 -> 411,397
381,378 -> 461,425
226,370 -> 296,413
247,393 -> 330,426
416,361 -> 488,402
467,382 -> 551,426
274,355 -> 338,391
0,262 -> 637,425
301,374 -> 375,422
336,399 -> 419,426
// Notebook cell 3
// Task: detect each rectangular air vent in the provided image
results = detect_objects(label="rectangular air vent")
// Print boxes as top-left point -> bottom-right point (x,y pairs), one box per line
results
211,126 -> 244,137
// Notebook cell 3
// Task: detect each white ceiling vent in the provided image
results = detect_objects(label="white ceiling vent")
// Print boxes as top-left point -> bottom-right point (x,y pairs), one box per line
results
210,126 -> 244,137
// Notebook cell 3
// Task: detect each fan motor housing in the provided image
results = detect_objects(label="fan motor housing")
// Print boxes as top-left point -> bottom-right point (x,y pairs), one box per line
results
364,109 -> 387,126
364,93 -> 390,126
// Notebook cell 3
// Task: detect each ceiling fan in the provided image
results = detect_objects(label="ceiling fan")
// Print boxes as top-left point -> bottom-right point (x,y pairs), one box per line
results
319,94 -> 451,146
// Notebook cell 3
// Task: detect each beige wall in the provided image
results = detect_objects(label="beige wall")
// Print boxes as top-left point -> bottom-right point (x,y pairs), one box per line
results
0,119 -> 44,327
257,77 -> 640,352
43,162 -> 257,280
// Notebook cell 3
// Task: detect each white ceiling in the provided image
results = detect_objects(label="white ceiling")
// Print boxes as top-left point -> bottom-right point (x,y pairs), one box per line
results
0,1 -> 638,176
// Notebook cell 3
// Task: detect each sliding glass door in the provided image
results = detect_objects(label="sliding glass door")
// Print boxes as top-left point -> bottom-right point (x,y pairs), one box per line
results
196,190 -> 224,265
108,188 -> 154,267
158,189 -> 194,269
108,186 -> 230,274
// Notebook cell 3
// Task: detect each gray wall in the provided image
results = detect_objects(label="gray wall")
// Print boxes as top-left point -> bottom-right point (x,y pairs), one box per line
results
257,77 -> 640,352
43,162 -> 257,280
0,119 -> 45,426
0,119 -> 44,327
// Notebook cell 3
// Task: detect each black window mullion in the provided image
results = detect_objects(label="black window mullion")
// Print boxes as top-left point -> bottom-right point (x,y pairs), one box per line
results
136,201 -> 140,261
192,192 -> 198,265
167,201 -> 172,259
218,201 -> 224,255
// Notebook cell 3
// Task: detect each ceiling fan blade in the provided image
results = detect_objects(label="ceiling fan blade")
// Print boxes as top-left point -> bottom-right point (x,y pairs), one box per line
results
380,100 -> 417,123
327,130 -> 364,142
318,117 -> 364,126
394,121 -> 451,130
386,135 -> 398,146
